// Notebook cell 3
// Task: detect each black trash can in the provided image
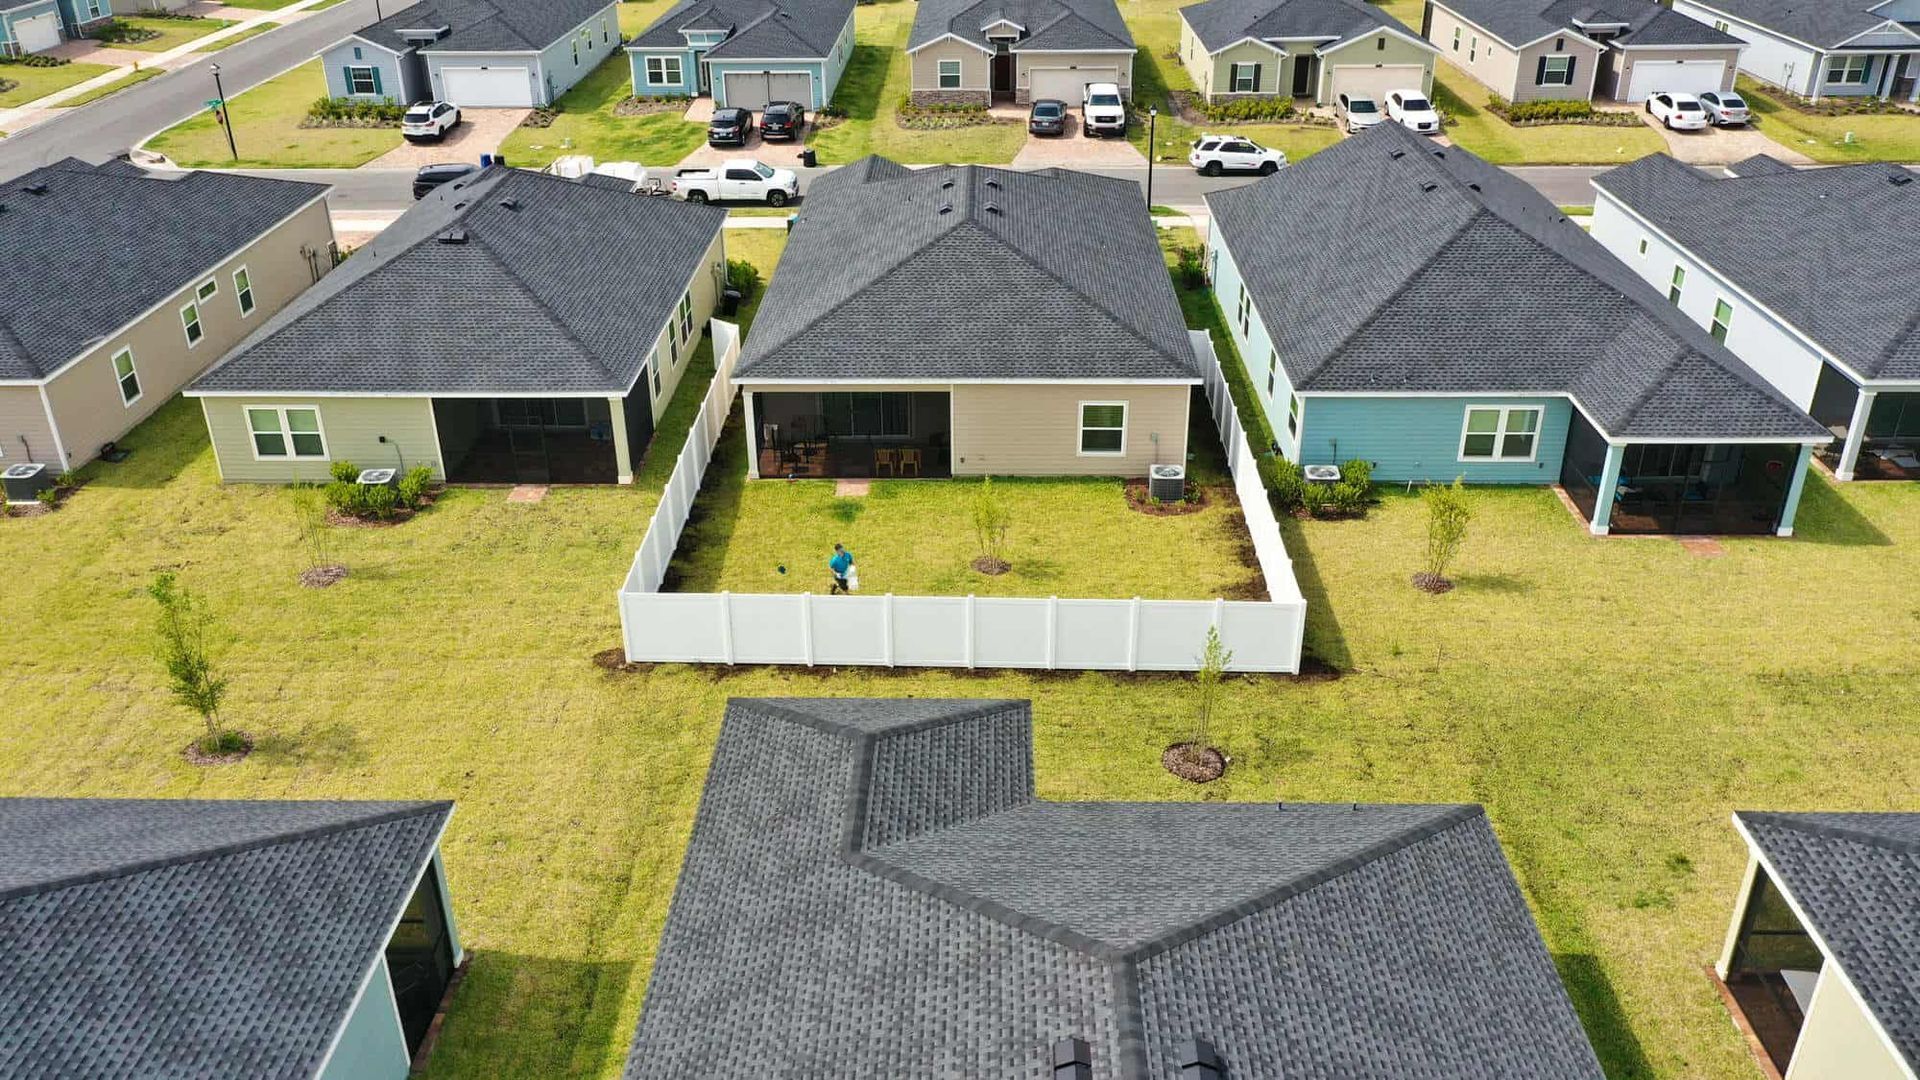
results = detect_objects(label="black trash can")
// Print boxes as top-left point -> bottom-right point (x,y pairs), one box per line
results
720,288 -> 743,317
800,147 -> 817,168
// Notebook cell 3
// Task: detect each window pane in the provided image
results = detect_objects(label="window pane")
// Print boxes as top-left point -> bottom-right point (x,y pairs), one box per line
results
1082,404 -> 1124,429
1506,410 -> 1539,434
286,409 -> 320,434
114,352 -> 135,379
1501,431 -> 1536,457
1082,428 -> 1123,453
1465,408 -> 1500,434
254,432 -> 287,456
291,433 -> 325,456
248,408 -> 282,434
1463,433 -> 1497,457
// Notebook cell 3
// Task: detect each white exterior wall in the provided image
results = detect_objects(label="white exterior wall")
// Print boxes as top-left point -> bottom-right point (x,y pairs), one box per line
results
1673,0 -> 1821,93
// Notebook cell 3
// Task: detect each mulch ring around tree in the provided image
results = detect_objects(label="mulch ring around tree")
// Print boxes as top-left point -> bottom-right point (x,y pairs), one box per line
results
1411,572 -> 1455,595
1162,742 -> 1227,783
299,565 -> 348,589
972,556 -> 1011,575
184,732 -> 253,766
1123,480 -> 1212,516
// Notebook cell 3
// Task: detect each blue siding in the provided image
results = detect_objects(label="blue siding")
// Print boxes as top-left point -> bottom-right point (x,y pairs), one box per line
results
1300,395 -> 1573,485
2,0 -> 65,54
56,0 -> 111,35
320,40 -> 410,101
709,59 -> 827,107
630,47 -> 697,96
821,9 -> 855,103
1206,224 -> 1299,458
317,956 -> 410,1080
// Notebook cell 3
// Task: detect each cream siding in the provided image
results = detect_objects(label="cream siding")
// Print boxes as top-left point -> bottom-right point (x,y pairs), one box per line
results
1017,50 -> 1133,95
38,199 -> 335,472
1426,4 -> 1524,96
0,386 -> 59,469
1317,31 -> 1438,101
640,229 -> 728,427
201,396 -> 438,483
1511,33 -> 1602,101
1207,39 -> 1288,97
911,37 -> 992,89
1785,970 -> 1911,1080
1180,17 -> 1215,96
1610,46 -> 1740,99
951,383 -> 1190,476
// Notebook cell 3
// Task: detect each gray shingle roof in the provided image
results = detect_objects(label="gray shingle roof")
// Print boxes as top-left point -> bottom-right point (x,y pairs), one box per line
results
736,160 -> 1199,382
1596,153 -> 1920,382
628,0 -> 853,59
1181,0 -> 1418,55
192,167 -> 726,396
624,697 -> 1604,1079
909,0 -> 1134,53
1738,811 -> 1920,1071
1676,0 -> 1915,48
355,0 -> 615,54
0,160 -> 327,383
1435,0 -> 1742,46
1206,125 -> 1827,441
0,798 -> 450,1079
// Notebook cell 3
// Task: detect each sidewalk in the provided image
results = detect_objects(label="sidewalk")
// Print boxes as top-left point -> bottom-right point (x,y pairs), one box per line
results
0,0 -> 331,135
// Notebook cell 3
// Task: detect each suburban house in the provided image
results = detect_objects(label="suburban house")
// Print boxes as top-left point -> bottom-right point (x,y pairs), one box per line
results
0,798 -> 462,1080
907,0 -> 1134,105
2,0 -> 111,55
1591,153 -> 1920,482
1205,124 -> 1830,537
1713,811 -> 1920,1080
735,158 -> 1200,481
623,697 -> 1605,1078
1178,0 -> 1438,105
188,167 -> 726,486
1422,0 -> 1747,102
626,0 -> 855,109
0,159 -> 333,477
1670,0 -> 1920,100
316,0 -> 621,108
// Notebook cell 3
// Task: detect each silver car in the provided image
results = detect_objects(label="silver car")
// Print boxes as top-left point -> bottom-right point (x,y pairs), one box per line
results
1698,91 -> 1750,126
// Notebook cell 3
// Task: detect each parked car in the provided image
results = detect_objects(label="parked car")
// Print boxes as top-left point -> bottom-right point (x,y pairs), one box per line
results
709,107 -> 754,147
1028,99 -> 1067,137
1697,90 -> 1750,126
1647,92 -> 1710,130
1336,92 -> 1385,134
1383,89 -> 1441,135
401,101 -> 461,142
672,159 -> 800,205
1188,134 -> 1287,176
1081,82 -> 1127,137
761,101 -> 807,141
412,162 -> 479,199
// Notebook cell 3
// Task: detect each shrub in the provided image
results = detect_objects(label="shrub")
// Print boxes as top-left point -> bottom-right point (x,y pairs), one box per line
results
1261,455 -> 1305,512
1488,96 -> 1591,122
322,460 -> 406,520
1420,478 -> 1473,586
1172,244 -> 1206,290
971,477 -> 1011,568
35,488 -> 59,510
1299,480 -> 1330,516
1199,97 -> 1294,123
727,258 -> 762,300
329,460 -> 360,484
1,53 -> 70,67
306,96 -> 404,125
88,18 -> 162,44
1339,458 -> 1373,489
1326,479 -> 1368,516
396,465 -> 435,510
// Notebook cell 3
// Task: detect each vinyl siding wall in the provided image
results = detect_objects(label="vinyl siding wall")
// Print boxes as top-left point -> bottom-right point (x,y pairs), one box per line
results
911,37 -> 992,89
1427,4 -> 1526,96
200,395 -> 439,483
1205,226 -> 1299,459
823,9 -> 856,101
630,45 -> 698,95
316,956 -> 411,1080
321,39 -> 411,101
639,230 -> 727,427
526,2 -> 621,104
1202,39 -> 1321,100
1784,969 -> 1910,1080
41,198 -> 334,472
1611,46 -> 1740,99
1510,32 -> 1601,101
1299,395 -> 1573,483
1316,32 -> 1437,102
951,382 -> 1190,477
0,387 -> 59,468
1017,50 -> 1133,98
1671,0 -> 1820,94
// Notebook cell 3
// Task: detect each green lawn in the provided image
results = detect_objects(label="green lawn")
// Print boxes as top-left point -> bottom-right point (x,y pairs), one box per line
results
1738,76 -> 1920,163
0,59 -> 116,107
1427,59 -> 1666,164
215,0 -> 302,8
195,21 -> 281,52
50,65 -> 162,107
145,58 -> 400,168
499,52 -> 706,168
108,14 -> 236,51
7,217 -> 1920,1080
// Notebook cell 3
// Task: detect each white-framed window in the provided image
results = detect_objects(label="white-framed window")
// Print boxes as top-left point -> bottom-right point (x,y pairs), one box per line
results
247,406 -> 327,459
1540,55 -> 1573,86
1236,283 -> 1251,337
1711,298 -> 1734,343
651,358 -> 663,398
84,0 -> 104,18
1668,264 -> 1686,304
1266,349 -> 1278,397
938,59 -> 962,89
1459,405 -> 1542,461
346,65 -> 379,95
111,348 -> 141,406
603,16 -> 610,43
1469,35 -> 1477,61
233,266 -> 256,316
180,301 -> 204,347
1230,63 -> 1257,92
1451,26 -> 1460,50
646,55 -> 683,86
573,38 -> 581,65
1078,401 -> 1127,456
1712,18 -> 1729,31
1636,236 -> 1648,258
1287,394 -> 1300,437
1825,54 -> 1871,85
196,278 -> 218,302
678,291 -> 694,340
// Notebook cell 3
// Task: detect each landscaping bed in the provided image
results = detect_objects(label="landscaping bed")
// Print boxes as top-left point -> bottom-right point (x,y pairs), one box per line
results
1737,76 -> 1920,162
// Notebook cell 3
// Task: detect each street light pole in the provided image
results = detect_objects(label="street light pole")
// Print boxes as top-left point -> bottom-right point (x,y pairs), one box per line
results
210,63 -> 237,162
1145,106 -> 1158,210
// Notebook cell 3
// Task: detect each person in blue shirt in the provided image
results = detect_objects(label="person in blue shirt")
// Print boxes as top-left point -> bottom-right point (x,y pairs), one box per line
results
828,543 -> 855,594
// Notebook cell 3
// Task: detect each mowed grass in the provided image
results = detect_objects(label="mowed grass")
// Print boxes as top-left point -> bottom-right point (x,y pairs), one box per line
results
108,14 -> 236,51
498,50 -> 707,168
1739,76 -> 1920,163
195,21 -> 281,52
6,220 -> 1920,1080
146,59 -> 400,168
51,65 -> 163,107
0,59 -> 116,107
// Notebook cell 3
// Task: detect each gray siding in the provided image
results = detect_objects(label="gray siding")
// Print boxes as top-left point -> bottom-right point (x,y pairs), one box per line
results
0,386 -> 59,469
200,395 -> 440,483
320,39 -> 416,102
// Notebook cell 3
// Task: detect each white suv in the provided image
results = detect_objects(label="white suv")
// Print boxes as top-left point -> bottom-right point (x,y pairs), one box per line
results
402,101 -> 461,142
1648,91 -> 1710,130
1188,134 -> 1287,176
1081,82 -> 1128,137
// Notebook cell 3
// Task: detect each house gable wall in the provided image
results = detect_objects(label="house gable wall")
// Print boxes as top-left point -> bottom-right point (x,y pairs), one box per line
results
0,387 -> 59,470
911,36 -> 992,89
1784,968 -> 1911,1080
1299,394 -> 1574,483
1510,31 -> 1603,101
1317,30 -> 1438,102
951,382 -> 1190,476
321,40 -> 414,101
200,395 -> 439,483
1612,46 -> 1741,99
1426,3 -> 1526,96
316,954 -> 411,1080
630,45 -> 699,95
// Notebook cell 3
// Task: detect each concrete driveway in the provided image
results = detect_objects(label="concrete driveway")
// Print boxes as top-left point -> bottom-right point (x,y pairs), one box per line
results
676,126 -> 810,169
1634,108 -> 1811,164
366,107 -> 530,170
1011,108 -> 1146,167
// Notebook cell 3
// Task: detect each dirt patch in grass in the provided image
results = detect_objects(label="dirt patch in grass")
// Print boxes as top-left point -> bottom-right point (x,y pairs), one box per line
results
1123,480 -> 1212,516
1163,742 -> 1226,782
1411,572 -> 1455,594
592,647 -> 654,675
184,732 -> 253,766
299,565 -> 348,589
326,509 -> 414,528
972,555 -> 1011,575
1293,654 -> 1343,682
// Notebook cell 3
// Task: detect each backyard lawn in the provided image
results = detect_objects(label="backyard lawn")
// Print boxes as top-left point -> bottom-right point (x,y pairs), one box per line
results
1738,77 -> 1920,163
0,58 -> 116,107
106,14 -> 235,51
145,59 -> 400,168
5,217 -> 1920,1080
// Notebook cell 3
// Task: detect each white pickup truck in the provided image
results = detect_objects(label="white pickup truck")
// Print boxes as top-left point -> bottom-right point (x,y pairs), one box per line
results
670,159 -> 800,206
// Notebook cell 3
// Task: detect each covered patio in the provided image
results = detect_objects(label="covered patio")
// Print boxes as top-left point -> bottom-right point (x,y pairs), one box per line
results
433,397 -> 633,485
1560,413 -> 1816,536
1811,363 -> 1920,481
746,391 -> 952,479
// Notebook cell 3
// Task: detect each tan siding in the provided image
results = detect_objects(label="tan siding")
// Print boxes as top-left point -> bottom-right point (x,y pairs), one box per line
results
910,37 -> 992,89
201,396 -> 438,483
1180,18 -> 1212,96
1611,46 -> 1739,99
1510,34 -> 1602,101
1784,970 -> 1910,1080
952,383 -> 1190,477
0,386 -> 59,469
1318,31 -> 1437,103
641,229 -> 728,427
40,199 -> 335,471
1426,4 -> 1524,97
1017,51 -> 1132,95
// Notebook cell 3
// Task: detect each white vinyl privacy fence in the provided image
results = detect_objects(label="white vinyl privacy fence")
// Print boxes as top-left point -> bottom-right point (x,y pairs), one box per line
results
617,325 -> 1308,673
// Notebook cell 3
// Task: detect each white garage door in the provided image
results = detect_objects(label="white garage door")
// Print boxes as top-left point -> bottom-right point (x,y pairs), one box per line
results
722,71 -> 813,109
1625,59 -> 1726,102
1328,64 -> 1427,104
441,66 -> 533,107
13,12 -> 61,54
1029,66 -> 1118,103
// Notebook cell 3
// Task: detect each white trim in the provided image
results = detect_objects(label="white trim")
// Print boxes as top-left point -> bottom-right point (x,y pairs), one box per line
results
111,347 -> 142,408
1831,20 -> 1920,48
1077,399 -> 1128,456
1316,24 -> 1443,58
937,57 -> 963,88
318,32 -> 408,60
1614,41 -> 1751,51
232,264 -> 257,318
36,383 -> 67,468
424,395 -> 445,482
1201,34 -> 1287,58
344,64 -> 382,96
1426,0 -> 1606,51
179,300 -> 204,349
245,404 -> 330,461
644,53 -> 685,87
1291,389 -> 1826,445
199,397 -> 226,482
1457,403 -> 1543,462
905,30 -> 994,55
1016,47 -> 1138,54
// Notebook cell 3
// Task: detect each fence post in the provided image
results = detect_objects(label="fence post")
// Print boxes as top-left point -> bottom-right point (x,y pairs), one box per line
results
1127,597 -> 1140,672
1212,596 -> 1224,629
1045,596 -> 1057,669
964,594 -> 976,670
883,593 -> 895,668
719,591 -> 735,665
801,592 -> 815,667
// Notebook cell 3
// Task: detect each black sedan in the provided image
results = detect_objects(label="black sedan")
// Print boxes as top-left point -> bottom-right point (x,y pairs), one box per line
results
1028,99 -> 1067,137
412,162 -> 479,200
761,101 -> 806,141
708,107 -> 754,147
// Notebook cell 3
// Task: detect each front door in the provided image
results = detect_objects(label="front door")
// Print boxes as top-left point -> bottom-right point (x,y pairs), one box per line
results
1291,56 -> 1314,97
386,868 -> 456,1055
993,46 -> 1014,97
695,49 -> 710,93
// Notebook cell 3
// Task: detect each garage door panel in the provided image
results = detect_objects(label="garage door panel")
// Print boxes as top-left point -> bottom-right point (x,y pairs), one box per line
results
442,66 -> 532,107
1029,67 -> 1117,103
722,71 -> 813,109
1624,59 -> 1725,102
15,13 -> 61,54
1329,64 -> 1426,104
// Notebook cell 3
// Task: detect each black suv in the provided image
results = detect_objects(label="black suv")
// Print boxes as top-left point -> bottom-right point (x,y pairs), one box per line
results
708,107 -> 753,147
1027,99 -> 1067,137
761,101 -> 806,141
412,162 -> 479,200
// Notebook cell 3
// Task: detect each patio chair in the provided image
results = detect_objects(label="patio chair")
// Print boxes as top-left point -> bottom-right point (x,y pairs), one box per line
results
898,448 -> 922,477
874,448 -> 897,477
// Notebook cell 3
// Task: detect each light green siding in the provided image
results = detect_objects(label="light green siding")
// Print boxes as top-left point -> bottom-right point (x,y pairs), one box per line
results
317,956 -> 410,1080
1209,39 -> 1288,96
199,396 -> 439,484
1205,224 -> 1299,459
1316,32 -> 1438,101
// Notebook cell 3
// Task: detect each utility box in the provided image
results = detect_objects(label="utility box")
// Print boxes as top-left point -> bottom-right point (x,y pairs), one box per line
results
2,463 -> 52,504
356,468 -> 398,488
1149,463 -> 1185,501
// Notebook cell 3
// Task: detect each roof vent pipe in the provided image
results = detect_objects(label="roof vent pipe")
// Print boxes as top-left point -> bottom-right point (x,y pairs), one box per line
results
985,204 -> 1002,215
1053,1037 -> 1092,1080
1420,181 -> 1439,193
1178,1036 -> 1224,1080
1892,173 -> 1914,186
499,197 -> 521,210
437,228 -> 470,244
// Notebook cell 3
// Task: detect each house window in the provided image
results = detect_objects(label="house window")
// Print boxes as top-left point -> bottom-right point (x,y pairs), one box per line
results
1825,55 -> 1871,85
573,38 -> 580,65
1079,402 -> 1127,455
85,0 -> 104,18
651,358 -> 662,398
233,266 -> 256,316
1266,349 -> 1278,397
678,291 -> 694,340
111,348 -> 141,406
1540,55 -> 1573,86
1712,18 -> 1729,31
180,301 -> 203,347
938,59 -> 962,89
1711,298 -> 1734,342
1287,394 -> 1300,437
1452,26 -> 1460,51
1459,406 -> 1542,461
1637,236 -> 1648,258
1230,63 -> 1258,92
1469,35 -> 1477,61
603,16 -> 610,43
197,278 -> 218,302
1669,265 -> 1686,304
347,66 -> 379,95
248,406 -> 327,459
646,56 -> 683,86
1377,35 -> 1386,50
1236,283 -> 1251,337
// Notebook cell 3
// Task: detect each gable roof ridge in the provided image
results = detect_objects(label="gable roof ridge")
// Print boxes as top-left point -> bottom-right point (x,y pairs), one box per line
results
1743,811 -> 1920,858
464,229 -> 621,382
0,800 -> 451,903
